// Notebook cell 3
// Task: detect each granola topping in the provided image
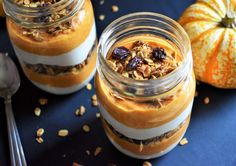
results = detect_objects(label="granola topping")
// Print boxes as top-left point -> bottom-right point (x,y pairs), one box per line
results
107,40 -> 181,80
14,0 -> 85,41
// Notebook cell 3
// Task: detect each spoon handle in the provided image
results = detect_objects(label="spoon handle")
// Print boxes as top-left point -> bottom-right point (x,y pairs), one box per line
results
5,98 -> 27,166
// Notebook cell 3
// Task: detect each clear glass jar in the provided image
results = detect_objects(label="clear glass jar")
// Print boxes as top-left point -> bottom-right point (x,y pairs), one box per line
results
95,12 -> 195,159
3,0 -> 97,94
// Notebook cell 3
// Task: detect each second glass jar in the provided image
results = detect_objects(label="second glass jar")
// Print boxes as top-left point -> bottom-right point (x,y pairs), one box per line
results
4,0 -> 97,94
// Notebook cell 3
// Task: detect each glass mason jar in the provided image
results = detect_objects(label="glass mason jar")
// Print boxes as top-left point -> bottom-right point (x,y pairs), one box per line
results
3,0 -> 97,95
95,12 -> 195,159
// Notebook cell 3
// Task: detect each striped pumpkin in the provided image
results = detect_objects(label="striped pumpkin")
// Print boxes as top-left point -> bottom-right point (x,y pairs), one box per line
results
0,0 -> 4,17
179,0 -> 236,88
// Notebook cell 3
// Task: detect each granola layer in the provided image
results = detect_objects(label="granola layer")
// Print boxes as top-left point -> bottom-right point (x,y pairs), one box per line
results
102,115 -> 190,156
23,43 -> 97,87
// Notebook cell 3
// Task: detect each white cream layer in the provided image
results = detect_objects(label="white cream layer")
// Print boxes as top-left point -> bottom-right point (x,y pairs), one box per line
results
13,22 -> 96,66
99,99 -> 193,140
30,68 -> 96,95
107,131 -> 185,159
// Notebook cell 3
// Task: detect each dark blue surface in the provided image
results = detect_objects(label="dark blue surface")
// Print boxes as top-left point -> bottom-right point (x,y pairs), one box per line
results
0,0 -> 236,166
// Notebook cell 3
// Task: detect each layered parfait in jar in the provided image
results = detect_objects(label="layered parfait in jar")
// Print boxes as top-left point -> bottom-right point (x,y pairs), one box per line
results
3,0 -> 97,94
95,13 -> 195,159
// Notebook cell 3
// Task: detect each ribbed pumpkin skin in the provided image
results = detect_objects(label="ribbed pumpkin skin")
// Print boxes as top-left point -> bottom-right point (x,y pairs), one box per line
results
0,0 -> 4,17
179,0 -> 236,89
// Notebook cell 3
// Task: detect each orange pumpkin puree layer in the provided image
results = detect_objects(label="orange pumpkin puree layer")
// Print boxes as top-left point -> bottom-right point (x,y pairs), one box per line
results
6,0 -> 94,56
23,48 -> 97,87
103,116 -> 190,155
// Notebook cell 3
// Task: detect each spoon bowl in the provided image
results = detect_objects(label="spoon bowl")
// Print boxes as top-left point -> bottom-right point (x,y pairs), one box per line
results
0,53 -> 20,98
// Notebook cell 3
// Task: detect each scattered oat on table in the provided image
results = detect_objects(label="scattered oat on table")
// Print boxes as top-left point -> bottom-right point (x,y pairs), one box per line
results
179,137 -> 188,146
99,0 -> 105,5
75,106 -> 86,116
96,113 -> 101,118
92,100 -> 98,107
72,162 -> 82,166
99,14 -> 105,21
92,94 -> 97,101
36,128 -> 44,137
86,83 -> 92,90
143,161 -> 152,166
34,107 -> 41,117
111,5 -> 119,12
85,150 -> 90,155
94,147 -> 102,156
82,125 -> 90,133
38,98 -> 48,106
58,129 -> 69,137
36,137 -> 44,144
204,97 -> 210,104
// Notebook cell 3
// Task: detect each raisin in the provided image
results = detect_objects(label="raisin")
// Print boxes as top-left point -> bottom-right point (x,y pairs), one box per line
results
152,47 -> 167,61
126,57 -> 143,71
112,47 -> 130,60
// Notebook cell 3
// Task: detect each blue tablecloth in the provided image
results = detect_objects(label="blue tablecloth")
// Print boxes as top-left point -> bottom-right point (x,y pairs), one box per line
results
0,0 -> 236,165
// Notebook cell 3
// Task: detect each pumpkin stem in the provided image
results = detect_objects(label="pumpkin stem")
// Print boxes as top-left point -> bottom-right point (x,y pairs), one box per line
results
221,14 -> 236,29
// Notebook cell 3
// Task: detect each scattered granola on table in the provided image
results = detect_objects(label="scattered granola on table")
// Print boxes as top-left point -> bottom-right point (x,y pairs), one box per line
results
75,106 -> 86,116
82,125 -> 90,133
39,98 -> 48,106
34,107 -> 41,117
111,5 -> 119,12
99,14 -> 105,21
179,137 -> 188,146
58,129 -> 69,137
143,161 -> 152,166
204,97 -> 210,104
94,147 -> 102,156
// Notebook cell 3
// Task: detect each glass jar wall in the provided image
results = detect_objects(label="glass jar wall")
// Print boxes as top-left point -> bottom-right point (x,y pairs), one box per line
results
3,0 -> 97,94
95,12 -> 195,159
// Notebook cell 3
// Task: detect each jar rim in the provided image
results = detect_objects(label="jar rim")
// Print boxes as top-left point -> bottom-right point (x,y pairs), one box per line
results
98,12 -> 192,96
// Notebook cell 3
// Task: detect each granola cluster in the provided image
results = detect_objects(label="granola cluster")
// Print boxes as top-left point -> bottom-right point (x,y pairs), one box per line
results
14,0 -> 83,41
107,41 -> 181,80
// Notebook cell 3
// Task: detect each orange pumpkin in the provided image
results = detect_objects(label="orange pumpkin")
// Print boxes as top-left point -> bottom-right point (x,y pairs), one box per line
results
0,0 -> 4,17
179,0 -> 236,88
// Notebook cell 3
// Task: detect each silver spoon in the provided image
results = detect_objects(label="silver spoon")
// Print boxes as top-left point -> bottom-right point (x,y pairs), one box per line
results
0,53 -> 27,166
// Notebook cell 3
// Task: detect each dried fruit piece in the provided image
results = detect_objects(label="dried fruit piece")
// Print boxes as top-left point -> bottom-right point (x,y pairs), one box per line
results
94,147 -> 102,156
36,128 -> 44,137
82,125 -> 90,133
126,57 -> 143,71
143,161 -> 152,166
34,107 -> 41,116
112,47 -> 130,61
152,47 -> 167,61
179,137 -> 188,146
58,129 -> 69,137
